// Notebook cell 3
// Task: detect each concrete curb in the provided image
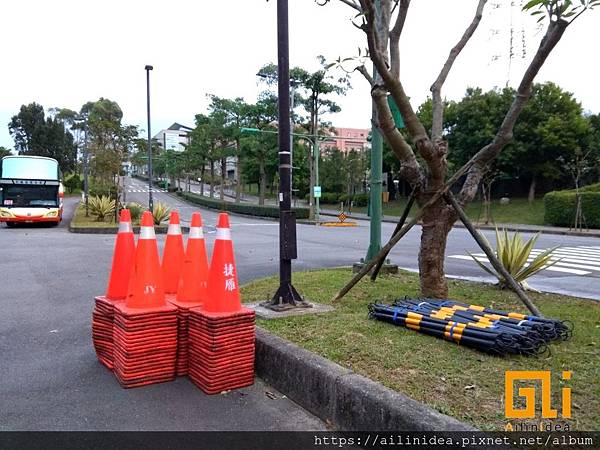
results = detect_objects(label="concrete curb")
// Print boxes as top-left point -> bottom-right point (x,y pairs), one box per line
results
255,328 -> 476,431
320,212 -> 600,238
68,225 -> 189,234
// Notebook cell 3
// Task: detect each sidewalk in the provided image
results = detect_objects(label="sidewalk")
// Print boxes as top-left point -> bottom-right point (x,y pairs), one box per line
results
320,208 -> 600,238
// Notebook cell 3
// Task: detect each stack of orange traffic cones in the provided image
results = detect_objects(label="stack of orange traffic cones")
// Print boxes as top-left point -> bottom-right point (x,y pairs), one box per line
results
188,213 -> 255,394
112,211 -> 178,388
168,212 -> 209,376
92,209 -> 135,370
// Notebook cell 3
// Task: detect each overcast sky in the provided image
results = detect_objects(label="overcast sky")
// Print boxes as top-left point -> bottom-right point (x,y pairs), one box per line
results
1,0 -> 598,149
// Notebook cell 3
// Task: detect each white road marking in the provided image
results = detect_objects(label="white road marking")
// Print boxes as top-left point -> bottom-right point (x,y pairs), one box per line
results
449,255 -> 591,275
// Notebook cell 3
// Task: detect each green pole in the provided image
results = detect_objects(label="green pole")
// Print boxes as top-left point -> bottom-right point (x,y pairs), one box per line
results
314,137 -> 320,221
365,128 -> 382,260
365,0 -> 382,262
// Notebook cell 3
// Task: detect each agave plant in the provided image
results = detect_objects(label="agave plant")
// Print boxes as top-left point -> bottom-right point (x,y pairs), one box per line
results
468,228 -> 560,291
125,202 -> 144,223
151,201 -> 171,226
88,195 -> 116,222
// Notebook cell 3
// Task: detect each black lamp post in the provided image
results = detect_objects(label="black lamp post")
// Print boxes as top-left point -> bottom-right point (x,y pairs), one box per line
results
260,0 -> 310,311
145,64 -> 154,211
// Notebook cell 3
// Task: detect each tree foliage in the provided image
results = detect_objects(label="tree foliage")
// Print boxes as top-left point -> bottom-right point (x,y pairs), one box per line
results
322,0 -> 598,299
8,102 -> 77,172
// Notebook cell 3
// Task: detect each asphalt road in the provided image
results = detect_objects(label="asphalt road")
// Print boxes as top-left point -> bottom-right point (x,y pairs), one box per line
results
0,198 -> 326,431
3,179 -> 598,431
124,177 -> 600,301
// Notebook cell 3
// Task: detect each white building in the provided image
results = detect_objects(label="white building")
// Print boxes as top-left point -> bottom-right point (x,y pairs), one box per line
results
153,122 -> 193,152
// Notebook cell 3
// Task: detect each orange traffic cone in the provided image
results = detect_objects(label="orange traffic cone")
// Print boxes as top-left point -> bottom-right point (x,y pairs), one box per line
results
162,211 -> 184,295
204,213 -> 241,313
106,209 -> 135,300
177,212 -> 209,304
125,211 -> 166,309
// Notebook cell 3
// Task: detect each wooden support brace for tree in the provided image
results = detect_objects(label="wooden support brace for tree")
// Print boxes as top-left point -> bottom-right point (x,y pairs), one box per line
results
443,192 -> 542,317
370,190 -> 416,281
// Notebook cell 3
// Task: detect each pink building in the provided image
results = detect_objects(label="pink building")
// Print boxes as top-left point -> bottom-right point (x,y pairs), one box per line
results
321,127 -> 369,153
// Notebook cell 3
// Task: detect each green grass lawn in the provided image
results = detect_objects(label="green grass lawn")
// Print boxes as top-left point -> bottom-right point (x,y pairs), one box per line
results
341,197 -> 546,226
241,269 -> 599,431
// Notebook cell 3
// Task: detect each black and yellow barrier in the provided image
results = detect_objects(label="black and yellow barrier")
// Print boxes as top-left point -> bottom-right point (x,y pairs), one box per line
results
368,299 -> 572,356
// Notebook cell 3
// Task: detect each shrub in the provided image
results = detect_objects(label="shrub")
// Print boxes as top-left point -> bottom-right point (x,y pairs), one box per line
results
544,190 -> 600,228
177,192 -> 309,219
88,195 -> 116,222
152,201 -> 171,226
353,193 -> 369,207
125,202 -> 144,223
89,181 -> 120,198
469,228 -> 559,291
63,174 -> 83,193
319,192 -> 340,204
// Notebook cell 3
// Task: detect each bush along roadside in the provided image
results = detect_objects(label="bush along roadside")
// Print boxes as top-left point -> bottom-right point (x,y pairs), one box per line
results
544,183 -> 600,228
177,191 -> 309,219
133,174 -> 178,192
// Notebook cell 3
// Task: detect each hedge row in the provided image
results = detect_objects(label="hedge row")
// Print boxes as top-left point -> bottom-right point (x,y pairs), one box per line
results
177,191 -> 309,219
133,174 -> 178,192
311,192 -> 369,206
544,190 -> 600,229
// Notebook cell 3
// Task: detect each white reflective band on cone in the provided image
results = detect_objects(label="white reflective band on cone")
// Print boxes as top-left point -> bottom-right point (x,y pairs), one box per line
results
118,222 -> 133,233
215,227 -> 231,240
189,227 -> 204,239
139,226 -> 155,240
167,224 -> 182,235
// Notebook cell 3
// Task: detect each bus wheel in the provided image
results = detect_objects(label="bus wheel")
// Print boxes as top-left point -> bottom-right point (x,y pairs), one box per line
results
5,222 -> 15,228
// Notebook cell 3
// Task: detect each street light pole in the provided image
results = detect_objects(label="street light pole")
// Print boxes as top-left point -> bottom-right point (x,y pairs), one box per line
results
261,0 -> 309,311
314,133 -> 320,221
83,121 -> 89,217
145,64 -> 154,212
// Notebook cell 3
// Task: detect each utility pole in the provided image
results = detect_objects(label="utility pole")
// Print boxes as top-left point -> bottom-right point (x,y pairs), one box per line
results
314,135 -> 320,221
261,0 -> 310,311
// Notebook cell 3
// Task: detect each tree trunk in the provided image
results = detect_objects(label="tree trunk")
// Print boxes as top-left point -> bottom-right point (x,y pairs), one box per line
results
259,158 -> 266,206
528,175 -> 536,204
235,152 -> 244,203
418,197 -> 454,298
200,167 -> 205,196
220,158 -> 226,201
209,161 -> 215,199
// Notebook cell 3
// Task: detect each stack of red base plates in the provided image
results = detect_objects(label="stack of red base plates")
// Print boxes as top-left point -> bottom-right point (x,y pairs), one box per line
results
112,302 -> 178,388
188,307 -> 256,394
92,296 -> 121,370
167,296 -> 203,376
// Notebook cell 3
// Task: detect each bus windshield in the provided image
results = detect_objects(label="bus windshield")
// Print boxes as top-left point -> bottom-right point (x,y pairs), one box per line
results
2,185 -> 59,207
1,157 -> 59,180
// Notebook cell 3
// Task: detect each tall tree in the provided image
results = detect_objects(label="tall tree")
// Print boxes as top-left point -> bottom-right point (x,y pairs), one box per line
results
9,102 -> 77,172
207,96 -> 253,202
324,0 -> 599,298
257,58 -> 350,218
240,95 -> 280,205
441,83 -> 590,200
81,98 -> 131,184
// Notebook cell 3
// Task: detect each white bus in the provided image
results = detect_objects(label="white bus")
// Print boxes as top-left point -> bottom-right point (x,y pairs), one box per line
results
0,155 -> 64,226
